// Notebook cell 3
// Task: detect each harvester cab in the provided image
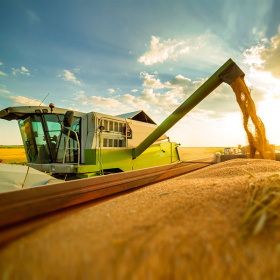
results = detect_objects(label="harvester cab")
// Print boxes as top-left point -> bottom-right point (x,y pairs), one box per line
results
0,58 -> 246,178
0,106 -> 176,177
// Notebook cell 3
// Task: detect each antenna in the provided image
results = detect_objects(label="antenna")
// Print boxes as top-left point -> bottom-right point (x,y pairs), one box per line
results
39,93 -> 50,106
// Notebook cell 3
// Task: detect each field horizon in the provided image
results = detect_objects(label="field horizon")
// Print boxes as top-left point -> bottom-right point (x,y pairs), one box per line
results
0,146 -> 225,164
1,145 -> 279,164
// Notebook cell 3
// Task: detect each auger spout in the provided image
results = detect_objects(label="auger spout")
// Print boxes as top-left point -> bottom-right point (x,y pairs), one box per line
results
132,58 -> 244,159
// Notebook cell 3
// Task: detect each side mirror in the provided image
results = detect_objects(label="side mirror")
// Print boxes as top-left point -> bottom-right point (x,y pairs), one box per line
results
63,111 -> 74,127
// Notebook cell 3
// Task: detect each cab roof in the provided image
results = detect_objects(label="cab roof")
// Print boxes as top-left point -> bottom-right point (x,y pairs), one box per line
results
116,110 -> 156,124
0,106 -> 84,121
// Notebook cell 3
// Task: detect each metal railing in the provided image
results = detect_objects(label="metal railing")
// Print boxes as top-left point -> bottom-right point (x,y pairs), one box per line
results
62,129 -> 80,165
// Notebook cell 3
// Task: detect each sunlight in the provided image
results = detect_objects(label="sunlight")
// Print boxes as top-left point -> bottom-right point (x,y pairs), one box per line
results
248,68 -> 280,97
257,97 -> 280,145
245,68 -> 280,145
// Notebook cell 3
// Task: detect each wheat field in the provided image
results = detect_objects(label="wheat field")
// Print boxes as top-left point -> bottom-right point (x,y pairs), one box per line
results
0,146 -> 224,164
0,146 -> 27,164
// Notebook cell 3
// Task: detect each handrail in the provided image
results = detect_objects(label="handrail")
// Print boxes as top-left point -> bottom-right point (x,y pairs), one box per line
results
62,129 -> 80,165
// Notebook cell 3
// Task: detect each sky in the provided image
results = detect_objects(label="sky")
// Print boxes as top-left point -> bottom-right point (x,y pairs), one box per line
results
0,0 -> 280,147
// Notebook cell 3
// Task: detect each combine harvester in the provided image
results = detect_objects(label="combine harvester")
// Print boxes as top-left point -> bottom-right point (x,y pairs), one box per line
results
1,58 -> 267,236
0,58 -> 244,179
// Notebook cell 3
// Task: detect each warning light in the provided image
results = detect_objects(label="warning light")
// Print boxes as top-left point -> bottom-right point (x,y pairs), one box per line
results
49,103 -> 54,112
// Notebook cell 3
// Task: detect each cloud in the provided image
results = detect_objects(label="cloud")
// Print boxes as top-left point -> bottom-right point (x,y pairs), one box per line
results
244,28 -> 280,79
70,67 -> 268,124
131,89 -> 138,93
8,95 -> 44,106
71,90 -> 130,114
0,71 -> 7,76
137,32 -> 239,67
0,89 -> 11,94
164,75 -> 200,96
138,36 -> 190,65
74,90 -> 85,99
21,66 -> 29,72
58,70 -> 82,86
140,70 -> 201,97
117,93 -> 151,111
108,88 -> 115,94
0,62 -> 3,66
0,87 -> 45,106
166,75 -> 192,88
87,96 -> 128,111
258,32 -> 280,79
140,71 -> 165,89
132,70 -> 268,118
242,29 -> 280,100
139,88 -> 181,113
12,66 -> 30,76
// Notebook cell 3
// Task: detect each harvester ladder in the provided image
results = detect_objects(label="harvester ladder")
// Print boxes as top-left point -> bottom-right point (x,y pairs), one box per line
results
62,129 -> 80,165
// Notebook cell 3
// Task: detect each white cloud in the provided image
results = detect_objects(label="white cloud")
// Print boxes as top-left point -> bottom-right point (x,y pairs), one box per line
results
141,88 -> 181,113
59,70 -> 82,86
0,71 -> 7,76
8,95 -> 44,106
72,90 -> 86,101
0,89 -> 11,94
71,90 -> 130,114
117,93 -> 151,111
21,66 -> 29,72
0,88 -> 46,106
138,88 -> 157,104
140,71 -> 165,89
108,88 -> 115,94
71,66 -> 265,125
133,69 -> 263,118
138,32 -> 240,68
131,89 -> 138,93
12,66 -> 30,76
165,75 -> 199,96
0,62 -> 3,66
242,28 -> 280,101
138,36 -> 191,65
244,28 -> 280,79
87,96 -> 127,111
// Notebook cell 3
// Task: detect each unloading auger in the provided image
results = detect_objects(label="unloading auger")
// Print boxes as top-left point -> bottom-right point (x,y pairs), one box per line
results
132,59 -> 244,158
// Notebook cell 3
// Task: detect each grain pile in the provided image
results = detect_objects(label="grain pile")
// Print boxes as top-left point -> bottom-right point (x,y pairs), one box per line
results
230,76 -> 275,160
239,172 -> 280,238
1,159 -> 280,280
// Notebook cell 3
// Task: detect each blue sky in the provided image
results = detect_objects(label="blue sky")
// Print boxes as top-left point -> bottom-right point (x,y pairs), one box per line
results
0,0 -> 280,146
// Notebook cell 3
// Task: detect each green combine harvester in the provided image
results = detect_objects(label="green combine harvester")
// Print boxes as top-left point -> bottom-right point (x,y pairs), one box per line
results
0,59 -> 244,178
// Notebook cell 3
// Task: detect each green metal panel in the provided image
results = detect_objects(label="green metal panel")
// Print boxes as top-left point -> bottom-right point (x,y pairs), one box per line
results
78,149 -> 132,173
77,143 -> 180,175
85,149 -> 97,164
84,149 -> 132,171
99,149 -> 133,171
160,141 -> 180,162
132,58 -> 236,159
133,142 -> 180,170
